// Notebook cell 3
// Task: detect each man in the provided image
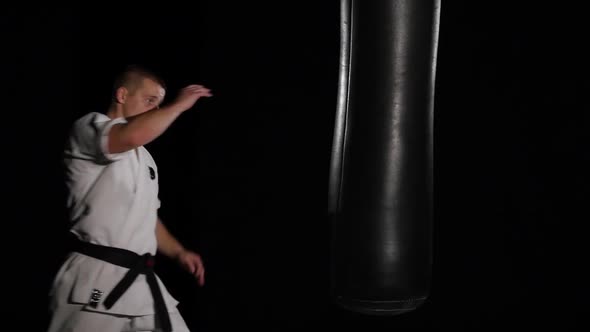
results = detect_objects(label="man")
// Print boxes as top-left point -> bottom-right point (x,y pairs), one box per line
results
47,65 -> 212,332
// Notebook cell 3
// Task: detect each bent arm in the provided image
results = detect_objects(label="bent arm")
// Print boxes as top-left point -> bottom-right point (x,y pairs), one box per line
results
107,85 -> 212,154
108,106 -> 184,154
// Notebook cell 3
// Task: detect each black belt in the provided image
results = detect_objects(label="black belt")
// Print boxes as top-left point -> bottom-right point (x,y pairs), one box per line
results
69,237 -> 172,332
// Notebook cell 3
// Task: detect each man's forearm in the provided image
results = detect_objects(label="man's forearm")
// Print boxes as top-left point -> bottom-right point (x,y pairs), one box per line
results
155,217 -> 186,259
119,105 -> 184,149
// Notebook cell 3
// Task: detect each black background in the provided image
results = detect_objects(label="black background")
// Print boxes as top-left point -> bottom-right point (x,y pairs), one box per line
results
3,1 -> 589,330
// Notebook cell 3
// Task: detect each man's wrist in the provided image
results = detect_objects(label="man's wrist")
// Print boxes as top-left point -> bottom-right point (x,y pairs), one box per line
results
163,102 -> 187,116
172,247 -> 187,260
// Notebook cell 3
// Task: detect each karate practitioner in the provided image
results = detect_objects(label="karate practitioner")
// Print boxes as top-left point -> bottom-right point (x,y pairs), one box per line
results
47,65 -> 212,332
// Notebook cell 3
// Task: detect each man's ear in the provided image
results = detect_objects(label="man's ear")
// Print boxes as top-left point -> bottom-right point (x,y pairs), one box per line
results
115,87 -> 128,104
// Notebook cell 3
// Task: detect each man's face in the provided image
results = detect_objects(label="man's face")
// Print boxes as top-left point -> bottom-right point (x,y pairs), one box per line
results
123,78 -> 165,117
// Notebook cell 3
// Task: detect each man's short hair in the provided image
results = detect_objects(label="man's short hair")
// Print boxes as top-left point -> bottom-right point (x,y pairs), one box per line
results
112,64 -> 166,98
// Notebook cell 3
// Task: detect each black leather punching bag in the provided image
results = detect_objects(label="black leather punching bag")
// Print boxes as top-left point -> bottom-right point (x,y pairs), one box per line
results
329,0 -> 440,315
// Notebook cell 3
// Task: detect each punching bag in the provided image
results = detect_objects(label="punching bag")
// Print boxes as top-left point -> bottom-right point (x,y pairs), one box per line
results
329,0 -> 440,315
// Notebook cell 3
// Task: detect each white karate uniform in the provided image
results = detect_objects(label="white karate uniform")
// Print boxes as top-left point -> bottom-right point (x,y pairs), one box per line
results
47,112 -> 190,332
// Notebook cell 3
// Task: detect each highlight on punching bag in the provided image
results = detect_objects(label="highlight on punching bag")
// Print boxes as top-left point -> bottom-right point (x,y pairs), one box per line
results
328,0 -> 441,315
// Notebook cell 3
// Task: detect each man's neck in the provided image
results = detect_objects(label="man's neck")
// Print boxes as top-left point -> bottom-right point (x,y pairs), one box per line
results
106,104 -> 125,119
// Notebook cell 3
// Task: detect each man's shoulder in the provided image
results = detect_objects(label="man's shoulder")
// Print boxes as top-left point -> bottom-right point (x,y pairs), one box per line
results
69,112 -> 127,137
72,112 -> 109,127
65,112 -> 111,152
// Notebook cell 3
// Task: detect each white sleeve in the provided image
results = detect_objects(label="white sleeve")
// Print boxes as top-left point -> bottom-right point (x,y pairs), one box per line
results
97,116 -> 128,163
67,113 -> 129,164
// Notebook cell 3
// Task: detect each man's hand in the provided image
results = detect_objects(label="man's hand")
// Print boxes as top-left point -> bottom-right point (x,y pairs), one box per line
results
155,219 -> 206,286
172,85 -> 213,113
176,250 -> 206,286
